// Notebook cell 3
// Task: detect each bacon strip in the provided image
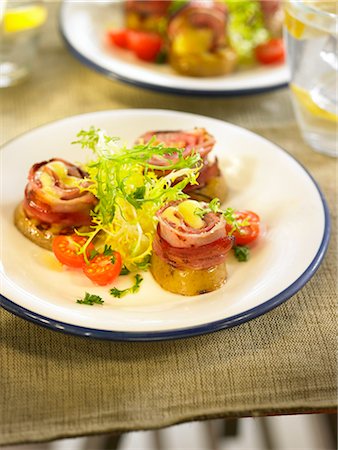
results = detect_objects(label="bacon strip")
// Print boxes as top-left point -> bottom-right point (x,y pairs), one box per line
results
153,201 -> 233,270
23,158 -> 97,226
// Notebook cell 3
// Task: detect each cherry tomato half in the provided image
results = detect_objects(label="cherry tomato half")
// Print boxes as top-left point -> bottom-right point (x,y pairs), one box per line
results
255,38 -> 285,65
127,30 -> 163,62
83,252 -> 122,286
52,234 -> 94,268
226,210 -> 260,246
107,28 -> 163,62
107,29 -> 129,48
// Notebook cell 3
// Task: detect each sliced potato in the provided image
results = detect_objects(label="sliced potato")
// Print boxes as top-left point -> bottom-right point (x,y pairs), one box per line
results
151,252 -> 227,296
169,47 -> 238,77
14,202 -> 55,250
14,203 -> 89,251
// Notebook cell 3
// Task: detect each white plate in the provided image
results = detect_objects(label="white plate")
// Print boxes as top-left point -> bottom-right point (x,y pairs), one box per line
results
0,109 -> 330,340
59,1 -> 290,96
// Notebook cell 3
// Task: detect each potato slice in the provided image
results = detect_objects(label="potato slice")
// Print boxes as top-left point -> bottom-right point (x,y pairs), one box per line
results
14,202 -> 55,250
151,252 -> 227,296
14,203 -> 89,251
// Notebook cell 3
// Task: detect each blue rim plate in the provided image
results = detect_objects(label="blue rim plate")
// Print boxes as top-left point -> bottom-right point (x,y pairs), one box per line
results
59,1 -> 289,97
0,109 -> 330,341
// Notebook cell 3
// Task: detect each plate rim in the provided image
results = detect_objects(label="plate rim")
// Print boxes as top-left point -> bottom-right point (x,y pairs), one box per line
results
0,109 -> 331,341
58,2 -> 289,97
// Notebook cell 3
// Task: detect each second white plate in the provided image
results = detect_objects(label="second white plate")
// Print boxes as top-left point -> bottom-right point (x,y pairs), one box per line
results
60,1 -> 290,96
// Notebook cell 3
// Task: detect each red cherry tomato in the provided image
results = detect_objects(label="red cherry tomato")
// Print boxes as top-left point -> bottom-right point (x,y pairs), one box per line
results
107,29 -> 129,49
255,38 -> 285,65
52,234 -> 94,268
127,30 -> 163,62
226,210 -> 260,246
83,252 -> 122,286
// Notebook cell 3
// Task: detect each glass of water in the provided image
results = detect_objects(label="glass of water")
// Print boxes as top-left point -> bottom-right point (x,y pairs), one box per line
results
0,0 -> 47,87
284,1 -> 337,157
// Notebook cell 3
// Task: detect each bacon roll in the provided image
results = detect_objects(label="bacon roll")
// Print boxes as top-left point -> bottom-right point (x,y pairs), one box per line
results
136,128 -> 227,203
15,158 -> 97,250
167,1 -> 238,77
151,200 -> 234,295
125,0 -> 172,34
259,0 -> 283,36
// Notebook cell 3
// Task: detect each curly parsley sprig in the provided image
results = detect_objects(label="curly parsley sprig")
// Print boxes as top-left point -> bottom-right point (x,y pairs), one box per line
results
194,198 -> 250,235
76,292 -> 104,306
233,245 -> 250,262
110,274 -> 143,298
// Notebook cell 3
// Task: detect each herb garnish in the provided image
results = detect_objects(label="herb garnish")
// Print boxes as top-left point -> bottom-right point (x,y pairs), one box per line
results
76,292 -> 104,305
120,266 -> 130,276
233,245 -> 250,262
194,198 -> 249,234
102,244 -> 113,256
89,249 -> 99,260
110,274 -> 143,298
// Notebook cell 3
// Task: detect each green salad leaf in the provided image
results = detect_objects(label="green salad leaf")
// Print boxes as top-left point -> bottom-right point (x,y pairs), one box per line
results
224,0 -> 270,62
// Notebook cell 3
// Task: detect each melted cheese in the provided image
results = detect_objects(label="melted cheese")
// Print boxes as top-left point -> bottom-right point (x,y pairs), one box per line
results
163,200 -> 205,229
178,200 -> 205,229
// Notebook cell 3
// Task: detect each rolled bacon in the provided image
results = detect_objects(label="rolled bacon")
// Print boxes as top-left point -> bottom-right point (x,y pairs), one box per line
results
259,0 -> 283,36
153,201 -> 233,270
136,128 -> 218,190
23,158 -> 97,226
168,1 -> 228,50
183,158 -> 221,193
137,128 -> 215,164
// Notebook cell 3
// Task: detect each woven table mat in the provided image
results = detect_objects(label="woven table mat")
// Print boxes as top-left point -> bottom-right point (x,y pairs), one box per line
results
0,4 -> 337,446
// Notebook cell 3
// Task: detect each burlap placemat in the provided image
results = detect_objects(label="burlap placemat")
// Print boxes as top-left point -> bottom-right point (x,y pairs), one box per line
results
0,3 -> 337,446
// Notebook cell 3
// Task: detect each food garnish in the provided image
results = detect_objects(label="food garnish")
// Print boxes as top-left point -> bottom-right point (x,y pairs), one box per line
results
225,210 -> 260,246
83,251 -> 122,286
76,292 -> 104,306
233,245 -> 250,262
52,234 -> 94,268
120,266 -> 131,276
110,274 -> 143,298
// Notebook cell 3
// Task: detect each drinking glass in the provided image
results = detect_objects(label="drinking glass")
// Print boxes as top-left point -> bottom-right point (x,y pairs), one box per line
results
284,1 -> 337,157
0,0 -> 47,87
